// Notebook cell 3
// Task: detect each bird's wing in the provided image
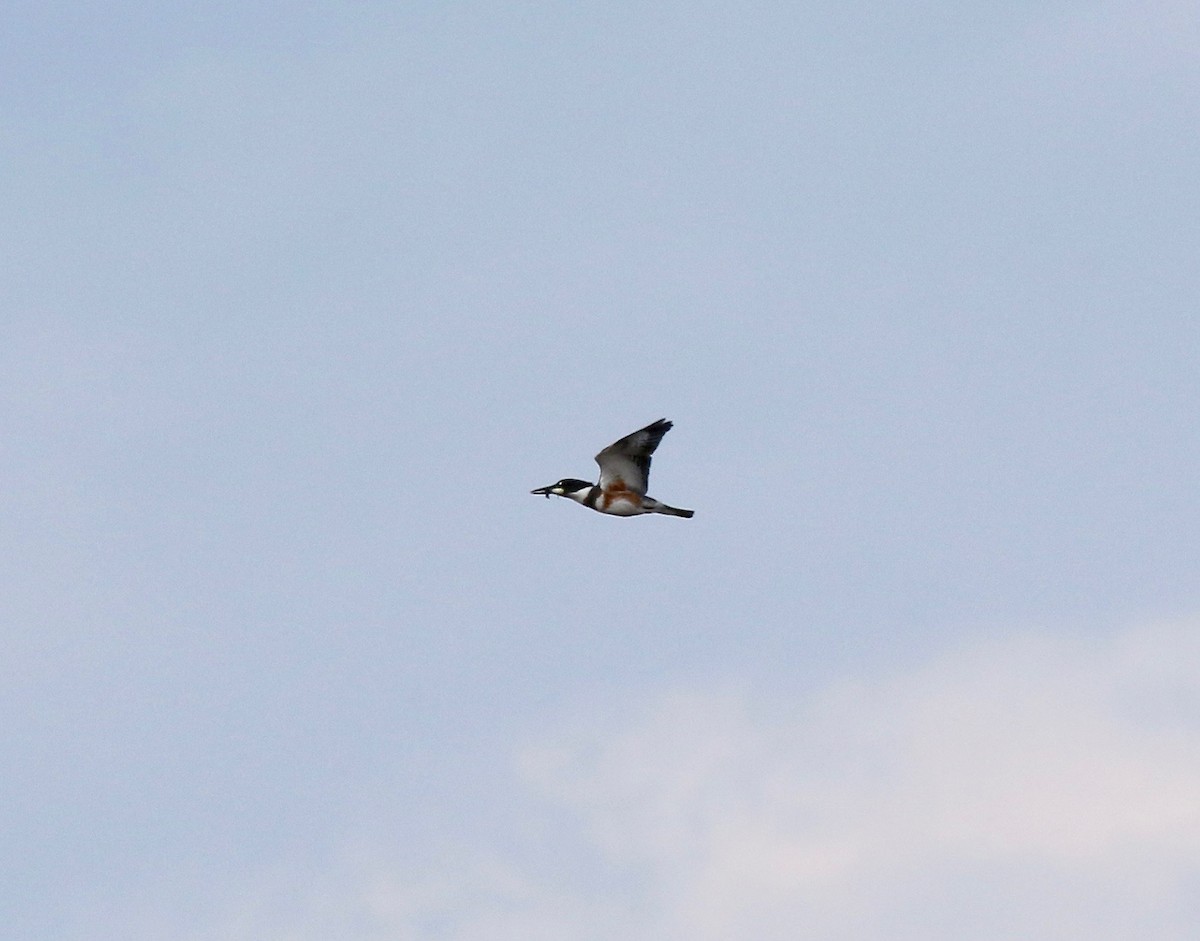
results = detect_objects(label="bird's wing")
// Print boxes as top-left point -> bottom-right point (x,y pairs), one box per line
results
594,419 -> 673,495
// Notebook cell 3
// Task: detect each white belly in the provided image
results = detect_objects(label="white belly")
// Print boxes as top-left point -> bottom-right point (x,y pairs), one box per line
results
601,494 -> 645,516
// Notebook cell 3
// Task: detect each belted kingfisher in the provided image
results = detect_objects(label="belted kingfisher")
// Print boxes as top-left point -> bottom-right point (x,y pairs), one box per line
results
531,418 -> 694,518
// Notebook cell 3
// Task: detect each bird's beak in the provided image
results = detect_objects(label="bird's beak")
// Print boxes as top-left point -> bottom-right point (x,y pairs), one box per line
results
530,485 -> 553,498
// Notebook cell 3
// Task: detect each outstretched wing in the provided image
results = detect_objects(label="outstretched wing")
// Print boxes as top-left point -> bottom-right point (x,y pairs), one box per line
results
594,418 -> 673,495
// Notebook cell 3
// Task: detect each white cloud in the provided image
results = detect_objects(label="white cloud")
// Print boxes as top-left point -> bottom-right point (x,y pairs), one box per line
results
178,619 -> 1200,941
519,622 -> 1200,939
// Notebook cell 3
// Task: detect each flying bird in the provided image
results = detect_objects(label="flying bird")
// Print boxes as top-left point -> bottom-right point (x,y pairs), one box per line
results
531,418 -> 694,518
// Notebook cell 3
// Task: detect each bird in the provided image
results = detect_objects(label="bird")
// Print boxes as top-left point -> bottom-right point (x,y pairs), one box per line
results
531,418 -> 694,518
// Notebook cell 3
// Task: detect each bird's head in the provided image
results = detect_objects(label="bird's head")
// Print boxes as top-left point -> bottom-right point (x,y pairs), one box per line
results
530,478 -> 592,499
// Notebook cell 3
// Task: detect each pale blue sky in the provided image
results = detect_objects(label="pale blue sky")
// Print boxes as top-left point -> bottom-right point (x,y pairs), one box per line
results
3,3 -> 1199,939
